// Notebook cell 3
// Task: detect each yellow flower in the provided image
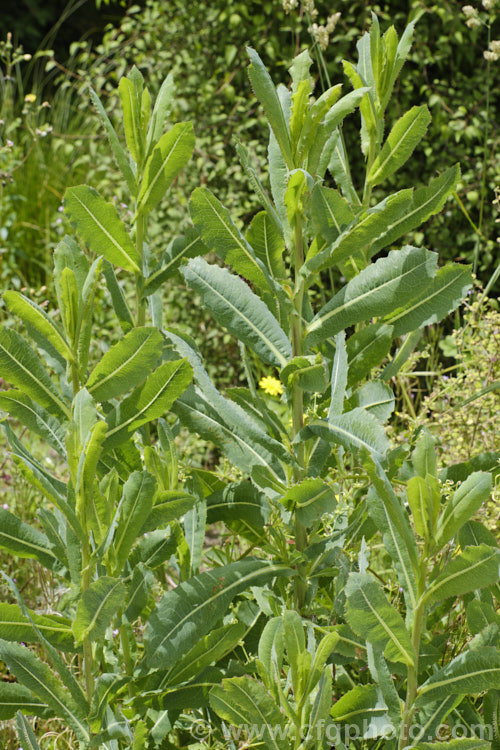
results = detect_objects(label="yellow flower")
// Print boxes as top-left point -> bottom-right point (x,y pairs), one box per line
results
24,93 -> 36,103
259,376 -> 284,397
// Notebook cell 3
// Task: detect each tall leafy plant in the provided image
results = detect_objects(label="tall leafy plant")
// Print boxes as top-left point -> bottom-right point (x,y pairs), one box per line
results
170,20 -> 471,612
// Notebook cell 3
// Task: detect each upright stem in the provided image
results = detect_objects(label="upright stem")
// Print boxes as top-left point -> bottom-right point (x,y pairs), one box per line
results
291,214 -> 308,610
135,211 -> 146,326
71,359 -> 94,702
398,559 -> 427,750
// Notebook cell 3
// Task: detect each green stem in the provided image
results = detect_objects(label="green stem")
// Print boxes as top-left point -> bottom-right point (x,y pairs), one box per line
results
398,559 -> 427,750
119,614 -> 134,698
135,211 -> 146,326
291,214 -> 308,611
81,545 -> 94,704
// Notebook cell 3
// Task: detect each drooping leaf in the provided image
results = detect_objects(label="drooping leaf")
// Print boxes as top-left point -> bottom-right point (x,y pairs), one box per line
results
144,560 -> 293,668
417,648 -> 500,704
386,264 -> 473,337
425,545 -> 500,604
0,327 -> 69,418
0,683 -> 49,720
300,408 -> 389,459
305,247 -> 437,347
0,640 -> 89,742
103,359 -> 192,451
370,165 -> 460,256
0,604 -> 75,652
3,292 -> 73,362
0,508 -> 60,570
306,190 -> 413,272
138,122 -> 194,213
182,258 -> 291,367
64,186 -> 141,274
0,391 -> 66,456
86,327 -> 162,402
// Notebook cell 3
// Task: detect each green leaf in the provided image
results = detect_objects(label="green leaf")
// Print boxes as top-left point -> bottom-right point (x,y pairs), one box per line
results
138,122 -> 194,213
280,355 -> 328,392
367,106 -> 431,186
0,604 -> 75,652
407,476 -> 434,540
119,73 -> 143,165
206,481 -> 269,541
189,187 -> 271,293
0,640 -> 89,742
305,247 -> 436,348
173,386 -> 286,482
144,560 -> 293,668
370,165 -> 460,256
281,478 -> 337,527
349,381 -> 395,423
306,190 -> 412,272
141,491 -> 196,533
329,331 -> 348,418
0,391 -> 66,456
182,257 -> 291,367
3,291 -> 73,362
210,675 -> 288,750
124,563 -> 154,622
146,72 -> 175,151
89,88 -> 137,195
345,572 -> 415,666
73,576 -> 126,644
435,472 -> 492,548
16,711 -> 42,749
87,327 -> 162,402
424,545 -> 500,604
247,47 -> 293,169
102,260 -> 134,333
311,184 -> 355,244
0,508 -> 60,570
0,683 -> 49,720
0,327 -> 69,418
346,322 -> 393,386
364,458 -> 418,612
331,684 -> 391,735
143,229 -> 206,296
417,648 -> 500,704
386,264 -> 473,337
103,359 -> 192,451
246,210 -> 286,280
381,21 -> 415,110
300,408 -> 389,459
113,471 -> 156,573
64,186 -> 141,274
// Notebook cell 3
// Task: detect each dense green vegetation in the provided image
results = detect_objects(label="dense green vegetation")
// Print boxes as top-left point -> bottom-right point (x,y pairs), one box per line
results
0,1 -> 498,748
